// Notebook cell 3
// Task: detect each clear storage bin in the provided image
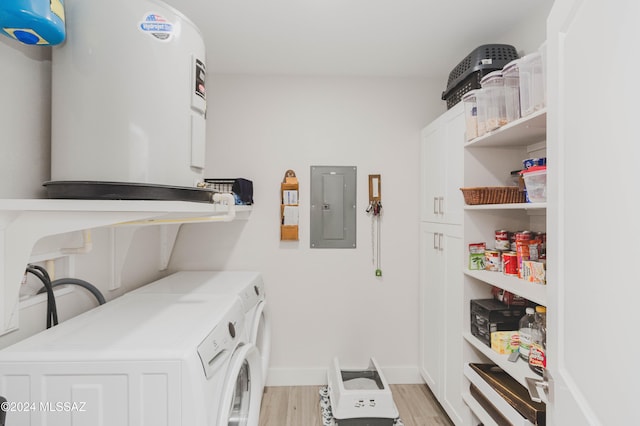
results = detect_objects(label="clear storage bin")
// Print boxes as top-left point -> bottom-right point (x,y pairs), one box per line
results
462,89 -> 479,141
519,52 -> 545,117
538,41 -> 548,109
521,165 -> 547,203
480,71 -> 507,132
502,59 -> 521,123
475,88 -> 489,138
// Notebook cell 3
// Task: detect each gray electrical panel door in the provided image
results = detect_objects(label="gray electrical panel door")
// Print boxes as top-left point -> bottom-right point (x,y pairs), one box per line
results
310,166 -> 357,248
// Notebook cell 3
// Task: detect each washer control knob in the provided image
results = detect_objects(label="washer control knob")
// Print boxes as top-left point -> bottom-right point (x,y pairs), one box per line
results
228,322 -> 236,339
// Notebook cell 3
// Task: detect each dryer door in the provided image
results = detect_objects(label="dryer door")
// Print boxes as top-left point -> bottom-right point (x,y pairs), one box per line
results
249,300 -> 271,386
217,342 -> 262,426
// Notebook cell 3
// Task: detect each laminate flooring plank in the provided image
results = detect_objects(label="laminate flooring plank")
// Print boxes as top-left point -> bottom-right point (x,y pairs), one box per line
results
259,384 -> 453,426
259,386 -> 294,426
286,385 -> 322,426
390,384 -> 454,426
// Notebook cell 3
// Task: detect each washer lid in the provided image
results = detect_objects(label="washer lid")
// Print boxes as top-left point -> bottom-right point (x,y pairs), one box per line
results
133,270 -> 266,312
0,293 -> 244,362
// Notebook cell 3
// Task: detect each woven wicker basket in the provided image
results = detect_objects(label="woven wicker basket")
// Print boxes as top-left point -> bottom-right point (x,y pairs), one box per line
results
460,187 -> 526,205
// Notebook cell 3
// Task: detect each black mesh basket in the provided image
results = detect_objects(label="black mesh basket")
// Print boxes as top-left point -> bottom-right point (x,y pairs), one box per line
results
442,44 -> 519,109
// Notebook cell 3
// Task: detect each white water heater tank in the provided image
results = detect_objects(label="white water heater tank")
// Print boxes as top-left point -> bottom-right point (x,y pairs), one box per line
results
51,0 -> 206,188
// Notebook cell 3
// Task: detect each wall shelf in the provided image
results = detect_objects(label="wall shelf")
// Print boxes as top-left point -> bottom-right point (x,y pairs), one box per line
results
463,332 -> 539,391
0,197 -> 251,336
464,110 -> 546,149
464,270 -> 547,305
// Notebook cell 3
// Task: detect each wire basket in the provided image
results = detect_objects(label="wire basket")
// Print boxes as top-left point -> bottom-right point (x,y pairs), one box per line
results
460,187 -> 525,205
442,44 -> 519,109
202,178 -> 236,193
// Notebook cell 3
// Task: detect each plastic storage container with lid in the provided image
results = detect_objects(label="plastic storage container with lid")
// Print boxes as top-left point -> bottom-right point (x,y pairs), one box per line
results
474,88 -> 489,138
502,59 -> 521,123
461,89 -> 479,141
521,165 -> 547,202
518,52 -> 545,117
480,71 -> 507,132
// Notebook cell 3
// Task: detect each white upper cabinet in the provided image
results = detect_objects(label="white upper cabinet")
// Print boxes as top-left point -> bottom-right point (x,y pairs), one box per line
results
421,103 -> 465,225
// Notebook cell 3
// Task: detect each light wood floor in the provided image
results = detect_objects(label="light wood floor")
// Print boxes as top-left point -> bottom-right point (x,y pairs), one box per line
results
259,384 -> 454,426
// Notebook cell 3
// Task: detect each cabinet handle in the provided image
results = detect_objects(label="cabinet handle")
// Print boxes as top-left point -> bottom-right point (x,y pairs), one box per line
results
438,197 -> 444,215
525,376 -> 549,403
433,233 -> 439,250
433,197 -> 438,215
438,233 -> 444,251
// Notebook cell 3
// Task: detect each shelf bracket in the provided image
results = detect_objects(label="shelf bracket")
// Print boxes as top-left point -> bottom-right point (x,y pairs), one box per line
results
159,224 -> 182,271
108,227 -> 138,291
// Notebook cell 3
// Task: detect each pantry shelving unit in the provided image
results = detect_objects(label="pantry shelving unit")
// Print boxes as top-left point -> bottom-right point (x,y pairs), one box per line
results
0,198 -> 251,337
461,109 -> 547,424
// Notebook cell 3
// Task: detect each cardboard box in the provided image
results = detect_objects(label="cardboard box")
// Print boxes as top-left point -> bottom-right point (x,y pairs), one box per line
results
491,331 -> 520,354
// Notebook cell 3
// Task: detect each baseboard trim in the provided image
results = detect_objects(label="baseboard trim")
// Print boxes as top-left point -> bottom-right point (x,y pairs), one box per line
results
265,366 -> 423,387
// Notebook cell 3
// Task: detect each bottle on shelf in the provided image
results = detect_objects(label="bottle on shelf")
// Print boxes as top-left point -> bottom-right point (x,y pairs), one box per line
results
518,307 -> 536,362
529,305 -> 547,376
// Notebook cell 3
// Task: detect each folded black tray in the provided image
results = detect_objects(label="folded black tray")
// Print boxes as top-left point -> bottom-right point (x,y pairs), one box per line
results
44,181 -> 215,203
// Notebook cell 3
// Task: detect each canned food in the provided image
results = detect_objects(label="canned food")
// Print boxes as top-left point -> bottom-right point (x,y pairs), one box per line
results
495,230 -> 510,250
502,251 -> 518,276
485,250 -> 502,272
535,231 -> 546,259
516,242 -> 531,279
523,157 -> 547,169
512,231 -> 531,251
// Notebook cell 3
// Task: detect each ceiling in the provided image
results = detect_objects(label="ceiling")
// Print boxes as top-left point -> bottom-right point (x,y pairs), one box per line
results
165,0 -> 553,78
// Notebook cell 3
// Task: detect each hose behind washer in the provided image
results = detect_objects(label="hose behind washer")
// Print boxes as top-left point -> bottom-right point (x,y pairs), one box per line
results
37,278 -> 106,305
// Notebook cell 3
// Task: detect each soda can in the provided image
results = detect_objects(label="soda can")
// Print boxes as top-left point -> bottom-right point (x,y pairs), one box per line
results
502,251 -> 518,276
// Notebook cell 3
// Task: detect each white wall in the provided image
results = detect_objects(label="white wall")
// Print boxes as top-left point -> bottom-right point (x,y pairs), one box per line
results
0,1 -> 551,384
169,75 -> 443,384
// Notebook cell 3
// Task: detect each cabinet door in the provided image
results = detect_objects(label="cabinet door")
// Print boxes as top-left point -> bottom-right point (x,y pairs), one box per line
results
440,227 -> 468,426
547,1 -> 639,423
421,121 -> 445,223
441,106 -> 465,225
420,222 -> 468,425
420,104 -> 465,225
419,222 -> 444,394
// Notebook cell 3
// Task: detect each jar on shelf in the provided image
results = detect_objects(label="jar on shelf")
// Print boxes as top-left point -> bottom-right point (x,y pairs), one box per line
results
518,307 -> 536,362
461,89 -> 479,141
474,88 -> 489,138
519,52 -> 545,117
502,59 -> 521,123
529,305 -> 547,376
480,71 -> 507,132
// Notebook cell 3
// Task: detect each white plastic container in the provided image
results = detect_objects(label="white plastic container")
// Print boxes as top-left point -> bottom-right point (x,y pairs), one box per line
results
475,88 -> 489,138
521,165 -> 547,202
480,71 -> 507,131
461,89 -> 479,141
538,41 -> 548,109
51,0 -> 207,188
518,52 -> 545,117
502,59 -> 521,123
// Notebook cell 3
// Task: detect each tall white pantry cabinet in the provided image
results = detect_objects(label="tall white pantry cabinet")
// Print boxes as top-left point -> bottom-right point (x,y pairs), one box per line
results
419,103 -> 469,425
420,0 -> 639,424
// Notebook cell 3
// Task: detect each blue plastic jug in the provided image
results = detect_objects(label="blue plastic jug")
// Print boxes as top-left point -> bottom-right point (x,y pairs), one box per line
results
0,0 -> 66,45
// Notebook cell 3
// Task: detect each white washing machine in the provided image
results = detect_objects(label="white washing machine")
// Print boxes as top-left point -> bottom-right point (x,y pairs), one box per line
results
0,292 -> 262,426
132,271 -> 271,387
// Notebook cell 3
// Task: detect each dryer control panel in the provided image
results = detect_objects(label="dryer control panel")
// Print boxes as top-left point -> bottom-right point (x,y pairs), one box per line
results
197,303 -> 245,379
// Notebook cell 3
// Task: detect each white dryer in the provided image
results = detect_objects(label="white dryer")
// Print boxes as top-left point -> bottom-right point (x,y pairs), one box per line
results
133,271 -> 271,387
0,292 -> 262,426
